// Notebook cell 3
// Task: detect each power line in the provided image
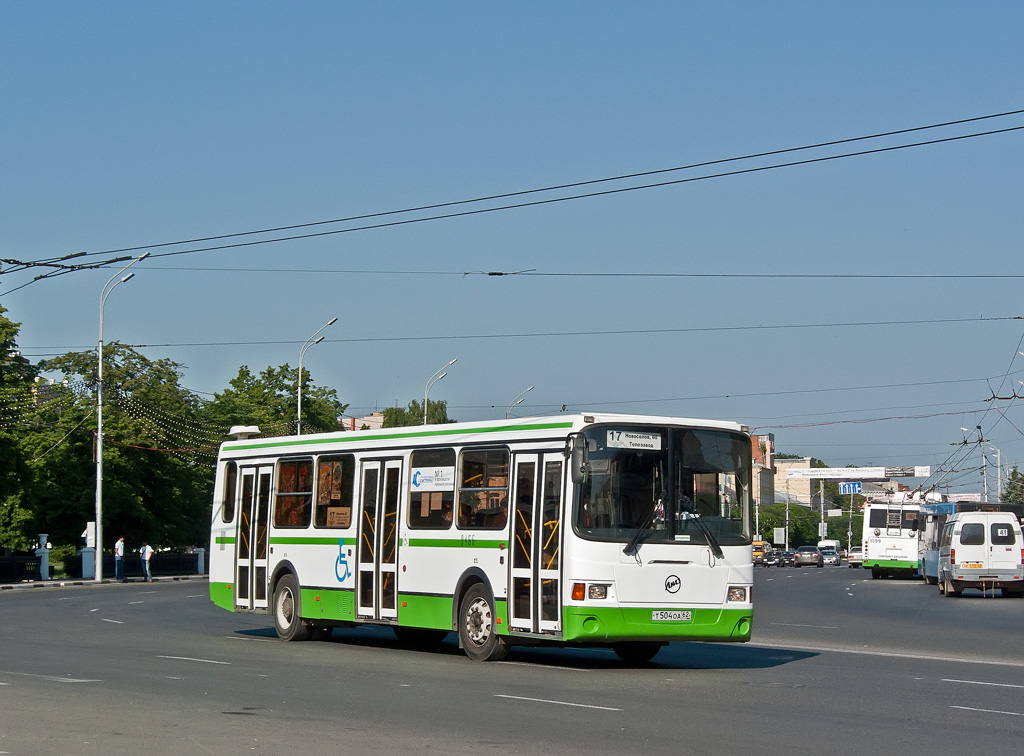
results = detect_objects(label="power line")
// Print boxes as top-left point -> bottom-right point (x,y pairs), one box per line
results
128,265 -> 1024,280
17,314 -> 1019,353
11,108 -> 1022,267
3,109 -> 1022,295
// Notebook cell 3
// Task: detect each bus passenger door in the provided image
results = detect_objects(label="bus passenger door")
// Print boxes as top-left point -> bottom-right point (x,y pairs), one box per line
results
356,459 -> 402,621
235,465 -> 272,611
510,453 -> 563,634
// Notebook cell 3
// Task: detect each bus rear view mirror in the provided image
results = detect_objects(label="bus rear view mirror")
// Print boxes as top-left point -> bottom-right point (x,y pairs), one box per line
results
568,435 -> 592,484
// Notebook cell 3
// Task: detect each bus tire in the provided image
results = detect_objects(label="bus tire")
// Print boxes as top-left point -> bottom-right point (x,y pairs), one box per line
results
458,584 -> 509,662
273,574 -> 311,641
612,642 -> 662,664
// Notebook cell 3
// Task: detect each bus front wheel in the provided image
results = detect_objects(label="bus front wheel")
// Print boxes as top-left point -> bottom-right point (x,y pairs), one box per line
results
458,584 -> 509,662
273,574 -> 311,641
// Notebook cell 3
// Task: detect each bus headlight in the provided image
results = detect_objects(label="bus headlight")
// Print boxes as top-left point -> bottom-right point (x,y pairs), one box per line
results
588,584 -> 609,600
727,586 -> 749,603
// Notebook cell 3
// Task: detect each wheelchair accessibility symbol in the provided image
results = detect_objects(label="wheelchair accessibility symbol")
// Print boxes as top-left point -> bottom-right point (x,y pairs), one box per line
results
335,538 -> 351,582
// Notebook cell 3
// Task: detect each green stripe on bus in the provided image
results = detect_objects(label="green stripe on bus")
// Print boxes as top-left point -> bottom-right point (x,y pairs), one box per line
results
223,421 -> 575,451
406,538 -> 508,549
863,559 -> 918,570
215,536 -> 235,545
269,537 -> 340,546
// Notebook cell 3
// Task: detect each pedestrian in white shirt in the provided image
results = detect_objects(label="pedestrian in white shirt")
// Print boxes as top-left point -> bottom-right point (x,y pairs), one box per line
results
140,542 -> 154,583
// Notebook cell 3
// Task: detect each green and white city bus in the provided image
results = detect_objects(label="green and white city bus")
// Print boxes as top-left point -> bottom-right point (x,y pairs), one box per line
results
209,413 -> 754,662
861,498 -> 922,579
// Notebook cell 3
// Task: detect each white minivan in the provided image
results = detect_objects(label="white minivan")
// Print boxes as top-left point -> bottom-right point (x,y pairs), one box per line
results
937,511 -> 1024,597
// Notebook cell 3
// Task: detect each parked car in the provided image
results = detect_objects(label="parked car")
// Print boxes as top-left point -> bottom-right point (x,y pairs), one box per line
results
794,545 -> 824,567
847,546 -> 863,568
819,548 -> 841,567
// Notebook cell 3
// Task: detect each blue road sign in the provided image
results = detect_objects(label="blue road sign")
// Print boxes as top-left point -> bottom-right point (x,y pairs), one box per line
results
839,482 -> 862,495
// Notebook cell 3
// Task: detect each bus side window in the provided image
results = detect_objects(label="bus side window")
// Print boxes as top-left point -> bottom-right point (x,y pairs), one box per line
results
408,448 -> 456,529
314,455 -> 354,528
275,459 -> 313,528
221,461 -> 237,523
458,449 -> 509,530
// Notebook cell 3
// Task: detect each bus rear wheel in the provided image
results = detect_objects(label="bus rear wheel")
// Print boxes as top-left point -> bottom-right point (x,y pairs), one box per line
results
273,574 -> 311,641
458,584 -> 509,662
612,642 -> 663,664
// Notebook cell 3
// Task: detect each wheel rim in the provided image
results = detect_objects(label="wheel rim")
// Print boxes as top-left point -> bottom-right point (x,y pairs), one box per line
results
278,587 -> 295,627
464,597 -> 492,646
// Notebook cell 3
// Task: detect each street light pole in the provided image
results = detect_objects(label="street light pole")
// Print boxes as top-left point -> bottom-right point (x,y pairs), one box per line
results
505,385 -> 534,419
297,317 -> 338,435
96,252 -> 148,582
424,358 -> 457,425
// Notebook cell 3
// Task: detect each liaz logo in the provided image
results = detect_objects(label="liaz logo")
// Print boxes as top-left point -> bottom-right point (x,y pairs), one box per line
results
664,575 -> 681,594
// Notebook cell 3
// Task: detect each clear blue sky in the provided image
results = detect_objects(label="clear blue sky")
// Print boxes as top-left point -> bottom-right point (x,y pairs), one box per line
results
2,2 -> 1022,496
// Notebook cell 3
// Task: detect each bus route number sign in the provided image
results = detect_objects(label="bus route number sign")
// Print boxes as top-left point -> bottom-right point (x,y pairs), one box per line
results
608,431 -> 662,451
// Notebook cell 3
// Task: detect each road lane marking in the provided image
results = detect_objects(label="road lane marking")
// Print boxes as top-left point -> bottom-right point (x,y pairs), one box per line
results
494,694 -> 621,711
769,623 -> 839,630
129,601 -> 144,605
943,678 -> 1024,689
752,641 -> 1024,668
1,671 -> 101,683
498,661 -> 590,672
226,635 -> 277,643
102,619 -> 124,624
951,705 -> 1024,717
157,655 -> 231,665
186,594 -> 204,598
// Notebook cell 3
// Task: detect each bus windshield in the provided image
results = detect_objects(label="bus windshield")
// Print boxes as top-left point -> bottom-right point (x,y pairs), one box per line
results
574,426 -> 752,546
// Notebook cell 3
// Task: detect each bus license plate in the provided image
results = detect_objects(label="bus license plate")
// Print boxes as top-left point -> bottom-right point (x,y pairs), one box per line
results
961,563 -> 983,569
652,610 -> 691,622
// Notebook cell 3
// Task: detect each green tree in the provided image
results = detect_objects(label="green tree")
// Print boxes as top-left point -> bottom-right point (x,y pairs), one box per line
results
1004,465 -> 1024,506
37,344 -> 213,549
205,364 -> 348,436
382,398 -> 451,428
0,305 -> 37,550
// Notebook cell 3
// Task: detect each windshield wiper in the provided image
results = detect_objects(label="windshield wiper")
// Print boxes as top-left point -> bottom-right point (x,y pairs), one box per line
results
623,500 -> 660,557
679,510 -> 724,559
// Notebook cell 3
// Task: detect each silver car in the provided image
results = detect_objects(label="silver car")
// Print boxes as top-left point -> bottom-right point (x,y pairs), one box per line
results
794,545 -> 824,567
819,548 -> 841,566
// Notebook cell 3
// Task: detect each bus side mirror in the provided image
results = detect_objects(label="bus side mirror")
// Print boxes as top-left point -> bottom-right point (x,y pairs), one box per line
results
568,435 -> 589,484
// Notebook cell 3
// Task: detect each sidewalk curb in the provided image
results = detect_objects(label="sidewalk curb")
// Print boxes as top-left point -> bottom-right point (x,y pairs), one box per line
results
1,575 -> 209,591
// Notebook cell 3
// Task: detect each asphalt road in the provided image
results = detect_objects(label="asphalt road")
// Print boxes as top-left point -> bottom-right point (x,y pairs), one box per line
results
1,568 -> 1021,755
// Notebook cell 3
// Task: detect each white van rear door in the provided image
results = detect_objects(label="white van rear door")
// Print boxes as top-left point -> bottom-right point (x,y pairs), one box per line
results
988,517 -> 1020,571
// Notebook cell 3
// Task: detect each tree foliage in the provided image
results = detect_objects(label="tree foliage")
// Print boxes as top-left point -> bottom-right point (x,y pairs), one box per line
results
382,398 -> 451,427
0,318 -> 357,555
206,364 -> 348,435
36,344 -> 213,549
1004,465 -> 1024,506
0,306 -> 38,550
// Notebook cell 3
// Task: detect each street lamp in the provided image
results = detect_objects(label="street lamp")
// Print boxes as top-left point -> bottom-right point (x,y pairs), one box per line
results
505,385 -> 534,419
297,317 -> 338,435
424,358 -> 457,425
95,252 -> 148,582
